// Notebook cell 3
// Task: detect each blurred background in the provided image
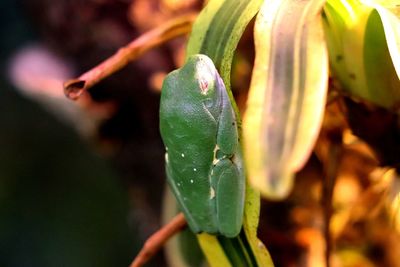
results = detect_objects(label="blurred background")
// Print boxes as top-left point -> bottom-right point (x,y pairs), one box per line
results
0,0 -> 201,266
2,1 -> 400,267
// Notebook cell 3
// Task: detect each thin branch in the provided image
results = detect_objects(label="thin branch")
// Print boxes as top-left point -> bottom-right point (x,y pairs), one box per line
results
64,13 -> 197,100
130,212 -> 187,267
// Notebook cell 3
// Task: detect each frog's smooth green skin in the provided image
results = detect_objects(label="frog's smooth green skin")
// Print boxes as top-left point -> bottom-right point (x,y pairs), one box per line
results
159,54 -> 245,238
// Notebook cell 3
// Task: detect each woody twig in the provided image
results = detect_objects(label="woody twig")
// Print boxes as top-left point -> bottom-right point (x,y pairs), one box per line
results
129,212 -> 187,267
64,13 -> 196,100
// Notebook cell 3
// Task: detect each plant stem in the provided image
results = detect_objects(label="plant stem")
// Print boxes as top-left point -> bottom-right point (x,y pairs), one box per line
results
129,212 -> 187,267
322,136 -> 342,267
64,13 -> 197,100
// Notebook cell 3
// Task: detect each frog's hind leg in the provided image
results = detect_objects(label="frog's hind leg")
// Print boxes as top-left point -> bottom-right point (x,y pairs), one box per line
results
211,158 -> 245,238
165,162 -> 201,233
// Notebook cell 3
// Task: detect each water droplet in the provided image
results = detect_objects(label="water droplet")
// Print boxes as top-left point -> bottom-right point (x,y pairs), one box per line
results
181,153 -> 185,158
193,168 -> 197,172
190,179 -> 194,183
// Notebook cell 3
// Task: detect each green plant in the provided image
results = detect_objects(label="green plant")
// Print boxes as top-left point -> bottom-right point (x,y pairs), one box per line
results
64,0 -> 400,266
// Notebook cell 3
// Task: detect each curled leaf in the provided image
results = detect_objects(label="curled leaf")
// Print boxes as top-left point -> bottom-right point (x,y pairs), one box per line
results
244,0 -> 328,199
185,0 -> 272,265
323,0 -> 400,109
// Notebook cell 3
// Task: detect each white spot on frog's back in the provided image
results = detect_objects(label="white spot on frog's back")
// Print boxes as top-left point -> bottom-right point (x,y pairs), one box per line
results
212,158 -> 220,165
165,153 -> 169,163
190,179 -> 194,184
193,168 -> 197,172
181,153 -> 185,158
212,144 -> 220,165
213,145 -> 219,156
210,187 -> 215,199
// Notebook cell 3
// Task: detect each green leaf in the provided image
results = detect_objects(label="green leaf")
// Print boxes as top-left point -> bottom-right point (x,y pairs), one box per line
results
185,0 -> 273,266
363,0 -> 400,17
186,0 -> 264,117
363,1 -> 400,87
244,0 -> 328,199
197,233 -> 232,267
323,0 -> 400,109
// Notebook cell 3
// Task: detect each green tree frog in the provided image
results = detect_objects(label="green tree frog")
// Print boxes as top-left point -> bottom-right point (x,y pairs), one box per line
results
159,54 -> 245,238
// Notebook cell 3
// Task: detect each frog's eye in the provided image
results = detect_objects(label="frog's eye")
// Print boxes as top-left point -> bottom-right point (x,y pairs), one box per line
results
197,69 -> 213,95
195,58 -> 215,95
199,78 -> 209,94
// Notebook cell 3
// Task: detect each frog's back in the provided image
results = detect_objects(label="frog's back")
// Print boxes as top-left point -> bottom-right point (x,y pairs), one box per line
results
159,57 -> 222,234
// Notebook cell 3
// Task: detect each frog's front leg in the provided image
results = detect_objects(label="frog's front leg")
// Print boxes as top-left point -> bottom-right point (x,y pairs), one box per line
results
215,75 -> 239,155
210,158 -> 245,238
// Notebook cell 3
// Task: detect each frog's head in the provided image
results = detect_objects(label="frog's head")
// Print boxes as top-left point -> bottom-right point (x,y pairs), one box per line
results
184,54 -> 219,96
